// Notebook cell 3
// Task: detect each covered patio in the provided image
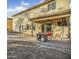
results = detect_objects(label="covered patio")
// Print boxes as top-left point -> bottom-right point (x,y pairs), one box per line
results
29,9 -> 71,40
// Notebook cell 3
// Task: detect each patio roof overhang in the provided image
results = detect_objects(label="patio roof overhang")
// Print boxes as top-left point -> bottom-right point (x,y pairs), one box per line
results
28,9 -> 71,23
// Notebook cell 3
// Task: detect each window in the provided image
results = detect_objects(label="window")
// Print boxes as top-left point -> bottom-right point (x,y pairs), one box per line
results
26,24 -> 29,30
48,2 -> 56,11
48,4 -> 51,11
46,24 -> 52,32
52,2 -> 56,9
32,24 -> 36,30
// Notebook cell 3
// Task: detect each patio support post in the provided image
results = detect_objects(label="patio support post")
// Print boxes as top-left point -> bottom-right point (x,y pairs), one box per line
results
61,18 -> 64,40
68,17 -> 71,40
31,21 -> 33,37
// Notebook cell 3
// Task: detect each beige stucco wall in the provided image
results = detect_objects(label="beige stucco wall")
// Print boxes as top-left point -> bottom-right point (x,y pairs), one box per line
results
21,19 -> 32,36
27,0 -> 70,19
12,17 -> 19,32
12,0 -> 70,40
52,26 -> 69,40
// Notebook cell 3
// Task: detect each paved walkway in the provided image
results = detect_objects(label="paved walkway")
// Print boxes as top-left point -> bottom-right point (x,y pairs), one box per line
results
8,40 -> 71,59
8,32 -> 71,54
7,32 -> 71,59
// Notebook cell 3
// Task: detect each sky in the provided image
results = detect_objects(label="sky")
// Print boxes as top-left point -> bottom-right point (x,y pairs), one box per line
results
7,0 -> 45,17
